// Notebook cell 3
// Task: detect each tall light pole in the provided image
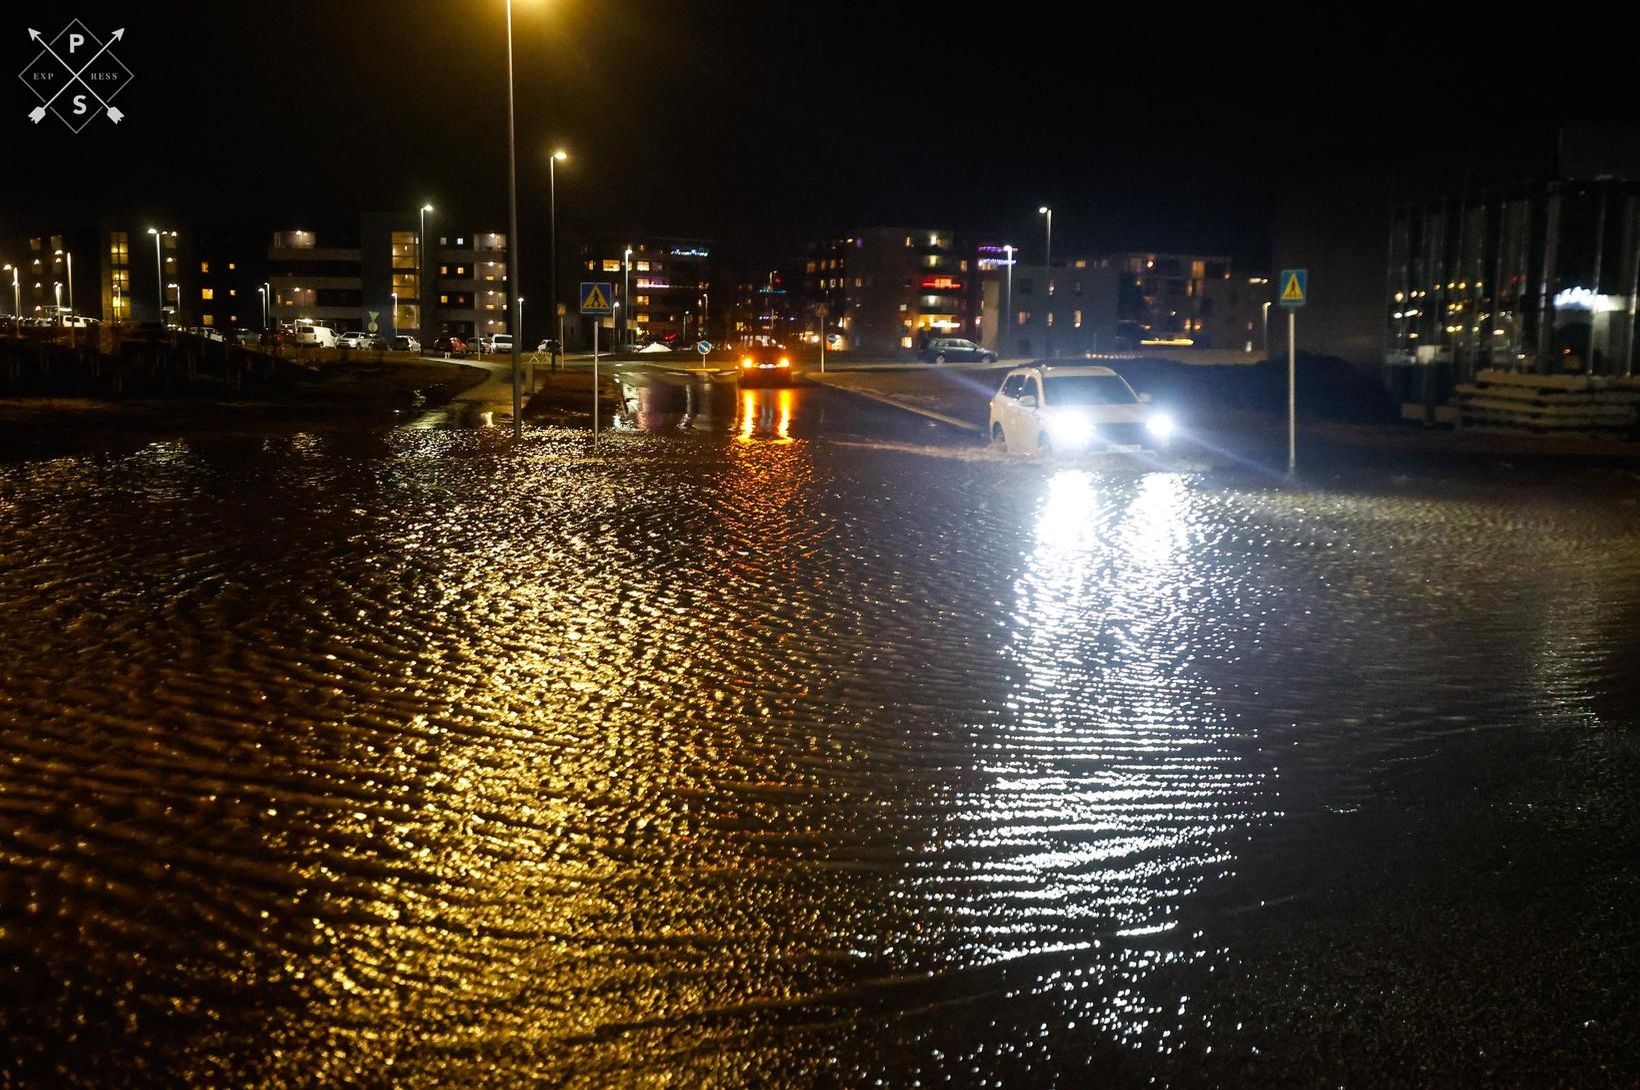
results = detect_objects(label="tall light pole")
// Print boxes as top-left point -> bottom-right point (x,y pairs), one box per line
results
1038,206 -> 1053,358
548,149 -> 567,368
56,249 -> 73,315
503,0 -> 524,439
1003,244 -> 1015,359
53,282 -> 63,327
147,228 -> 172,326
4,263 -> 20,334
1262,301 -> 1272,356
418,203 -> 433,346
166,283 -> 179,326
622,245 -> 632,348
259,286 -> 268,331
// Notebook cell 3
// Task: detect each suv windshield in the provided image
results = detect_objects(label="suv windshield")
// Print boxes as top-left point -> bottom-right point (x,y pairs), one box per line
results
1043,374 -> 1137,406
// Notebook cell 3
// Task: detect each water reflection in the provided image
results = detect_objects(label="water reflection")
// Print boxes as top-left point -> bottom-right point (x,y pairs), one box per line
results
738,388 -> 795,443
929,468 -> 1268,1053
614,368 -> 740,433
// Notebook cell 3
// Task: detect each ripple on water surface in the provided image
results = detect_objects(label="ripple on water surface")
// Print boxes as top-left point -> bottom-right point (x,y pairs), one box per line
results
2,428 -> 1639,1086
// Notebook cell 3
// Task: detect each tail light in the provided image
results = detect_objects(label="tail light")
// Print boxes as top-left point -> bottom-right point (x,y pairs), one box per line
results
778,357 -> 790,367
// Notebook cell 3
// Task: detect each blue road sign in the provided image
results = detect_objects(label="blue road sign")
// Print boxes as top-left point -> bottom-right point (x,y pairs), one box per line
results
1278,269 -> 1308,308
579,282 -> 614,315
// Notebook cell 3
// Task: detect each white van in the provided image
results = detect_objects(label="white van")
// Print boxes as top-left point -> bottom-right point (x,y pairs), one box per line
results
293,322 -> 337,348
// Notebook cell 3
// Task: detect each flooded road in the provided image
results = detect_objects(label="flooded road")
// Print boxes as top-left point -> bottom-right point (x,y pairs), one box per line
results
3,385 -> 1640,1087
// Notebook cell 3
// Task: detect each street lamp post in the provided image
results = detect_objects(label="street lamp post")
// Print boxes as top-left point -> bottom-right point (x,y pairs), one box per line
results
258,286 -> 268,331
623,246 -> 632,349
418,203 -> 433,347
56,249 -> 73,316
166,283 -> 179,326
4,264 -> 21,334
548,149 -> 567,370
1003,244 -> 1015,359
1038,206 -> 1053,358
53,282 -> 62,328
503,0 -> 523,440
148,228 -> 164,326
1262,301 -> 1272,356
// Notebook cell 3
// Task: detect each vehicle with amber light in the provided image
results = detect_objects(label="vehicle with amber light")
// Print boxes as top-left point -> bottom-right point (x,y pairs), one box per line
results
737,344 -> 795,387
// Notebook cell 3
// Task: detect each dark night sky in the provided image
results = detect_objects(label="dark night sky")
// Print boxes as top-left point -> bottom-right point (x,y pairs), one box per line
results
6,2 -> 1638,275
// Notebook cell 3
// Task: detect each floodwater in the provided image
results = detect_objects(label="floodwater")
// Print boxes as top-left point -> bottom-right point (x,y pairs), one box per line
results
3,384 -> 1639,1087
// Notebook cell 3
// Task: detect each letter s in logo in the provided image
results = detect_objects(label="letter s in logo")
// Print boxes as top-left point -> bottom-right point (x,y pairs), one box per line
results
72,94 -> 88,115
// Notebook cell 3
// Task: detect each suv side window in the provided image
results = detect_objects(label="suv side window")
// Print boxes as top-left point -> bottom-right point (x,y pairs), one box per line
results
1001,374 -> 1026,398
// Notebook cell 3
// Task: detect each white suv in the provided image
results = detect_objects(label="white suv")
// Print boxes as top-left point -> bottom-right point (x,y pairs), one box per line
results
988,363 -> 1174,454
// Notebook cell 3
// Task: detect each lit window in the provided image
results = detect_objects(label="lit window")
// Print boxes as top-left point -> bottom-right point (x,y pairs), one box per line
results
202,315 -> 214,326
228,289 -> 236,297
1074,310 -> 1082,328
228,262 -> 236,271
200,261 -> 210,274
201,288 -> 215,300
602,259 -> 621,272
440,294 -> 449,304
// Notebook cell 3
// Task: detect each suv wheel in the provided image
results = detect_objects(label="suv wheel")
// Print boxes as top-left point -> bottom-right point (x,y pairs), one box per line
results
991,422 -> 1006,450
933,352 -> 946,364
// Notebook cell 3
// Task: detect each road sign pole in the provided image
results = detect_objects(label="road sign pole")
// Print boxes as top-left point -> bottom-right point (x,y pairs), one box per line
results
1288,308 -> 1297,474
592,321 -> 599,444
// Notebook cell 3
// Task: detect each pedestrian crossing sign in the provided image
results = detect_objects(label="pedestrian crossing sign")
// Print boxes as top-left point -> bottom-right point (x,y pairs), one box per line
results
1279,269 -> 1308,307
580,282 -> 613,315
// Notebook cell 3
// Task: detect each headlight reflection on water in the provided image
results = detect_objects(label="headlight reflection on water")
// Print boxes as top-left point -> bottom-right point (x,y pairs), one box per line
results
945,468 -> 1269,1051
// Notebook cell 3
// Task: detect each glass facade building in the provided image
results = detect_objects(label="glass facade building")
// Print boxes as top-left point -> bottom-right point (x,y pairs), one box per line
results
1385,178 -> 1640,405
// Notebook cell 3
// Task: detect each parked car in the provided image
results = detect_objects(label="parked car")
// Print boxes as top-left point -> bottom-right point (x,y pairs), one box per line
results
490,333 -> 513,354
536,338 -> 561,354
391,335 -> 421,352
431,335 -> 468,357
336,331 -> 371,350
987,363 -> 1174,454
920,337 -> 996,364
293,323 -> 338,348
466,334 -> 493,355
231,328 -> 260,346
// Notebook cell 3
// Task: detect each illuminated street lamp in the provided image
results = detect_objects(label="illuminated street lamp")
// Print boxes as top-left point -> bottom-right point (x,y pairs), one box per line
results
1262,300 -> 1272,355
147,228 -> 176,326
1038,206 -> 1053,358
258,285 -> 268,331
416,203 -> 434,347
623,246 -> 632,348
503,0 -> 524,439
3,263 -> 19,333
55,248 -> 73,315
389,290 -> 397,339
53,281 -> 63,327
1003,243 -> 1015,360
548,149 -> 567,369
166,282 -> 179,325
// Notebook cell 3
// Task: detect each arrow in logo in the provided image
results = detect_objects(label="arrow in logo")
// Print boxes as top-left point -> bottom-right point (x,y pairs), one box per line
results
26,27 -> 127,124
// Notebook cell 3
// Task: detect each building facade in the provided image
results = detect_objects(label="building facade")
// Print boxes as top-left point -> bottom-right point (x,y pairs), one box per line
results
1384,177 -> 1640,409
578,238 -> 715,347
805,228 -> 978,353
267,216 -> 510,342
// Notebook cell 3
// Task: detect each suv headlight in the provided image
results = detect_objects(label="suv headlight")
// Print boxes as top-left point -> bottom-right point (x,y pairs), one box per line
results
1045,409 -> 1093,445
1145,411 -> 1175,440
